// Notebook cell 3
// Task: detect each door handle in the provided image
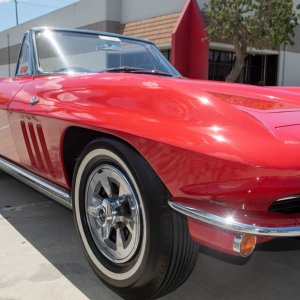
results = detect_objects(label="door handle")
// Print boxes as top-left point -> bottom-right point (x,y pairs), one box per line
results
30,96 -> 39,106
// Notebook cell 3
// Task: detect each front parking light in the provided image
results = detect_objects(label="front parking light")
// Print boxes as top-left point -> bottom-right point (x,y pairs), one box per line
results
233,234 -> 257,257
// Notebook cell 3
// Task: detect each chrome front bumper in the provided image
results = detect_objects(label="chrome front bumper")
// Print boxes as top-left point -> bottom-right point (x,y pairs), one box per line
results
169,200 -> 300,237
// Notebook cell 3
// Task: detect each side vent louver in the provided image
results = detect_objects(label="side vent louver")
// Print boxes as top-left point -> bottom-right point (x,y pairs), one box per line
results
20,121 -> 56,178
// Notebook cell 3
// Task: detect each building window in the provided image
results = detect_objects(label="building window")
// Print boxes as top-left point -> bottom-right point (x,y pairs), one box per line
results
161,49 -> 171,61
209,50 -> 234,82
209,49 -> 278,86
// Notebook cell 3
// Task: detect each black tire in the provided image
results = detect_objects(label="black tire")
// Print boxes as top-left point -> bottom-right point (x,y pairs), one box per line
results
72,138 -> 198,299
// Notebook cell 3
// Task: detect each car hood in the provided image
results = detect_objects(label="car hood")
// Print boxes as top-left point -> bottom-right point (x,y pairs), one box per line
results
192,80 -> 300,143
193,80 -> 300,114
19,73 -> 300,168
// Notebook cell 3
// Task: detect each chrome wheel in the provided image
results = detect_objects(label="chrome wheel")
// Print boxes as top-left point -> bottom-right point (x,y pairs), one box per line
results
74,140 -> 198,299
85,164 -> 141,263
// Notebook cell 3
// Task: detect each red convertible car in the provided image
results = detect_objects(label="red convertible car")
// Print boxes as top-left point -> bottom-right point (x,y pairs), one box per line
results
1,27 -> 300,299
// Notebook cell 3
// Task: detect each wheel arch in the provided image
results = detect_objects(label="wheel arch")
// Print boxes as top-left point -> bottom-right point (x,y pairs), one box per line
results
62,126 -> 151,188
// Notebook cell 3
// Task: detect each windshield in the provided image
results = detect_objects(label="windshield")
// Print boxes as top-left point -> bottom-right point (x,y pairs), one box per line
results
34,29 -> 180,77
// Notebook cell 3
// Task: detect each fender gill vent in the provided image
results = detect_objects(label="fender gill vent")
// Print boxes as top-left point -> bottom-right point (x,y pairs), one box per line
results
268,195 -> 300,214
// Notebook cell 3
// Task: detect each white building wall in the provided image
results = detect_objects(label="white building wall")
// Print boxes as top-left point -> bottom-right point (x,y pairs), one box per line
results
278,50 -> 300,86
0,64 -> 16,77
0,0 -> 121,46
0,65 -> 8,77
121,0 -> 206,23
0,0 -> 121,77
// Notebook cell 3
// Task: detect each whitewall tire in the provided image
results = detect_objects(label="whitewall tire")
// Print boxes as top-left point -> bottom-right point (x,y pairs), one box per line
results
72,138 -> 198,299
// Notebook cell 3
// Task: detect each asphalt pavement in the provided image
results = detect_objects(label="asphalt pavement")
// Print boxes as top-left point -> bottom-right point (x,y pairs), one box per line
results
1,170 -> 300,300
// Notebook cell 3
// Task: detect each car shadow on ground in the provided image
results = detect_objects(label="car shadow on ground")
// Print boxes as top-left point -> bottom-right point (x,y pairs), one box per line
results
1,171 -> 300,300
0,172 -> 120,300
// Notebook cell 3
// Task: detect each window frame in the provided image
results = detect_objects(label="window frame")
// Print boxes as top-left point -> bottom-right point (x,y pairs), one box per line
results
15,33 -> 34,77
30,28 -> 180,77
15,28 -> 181,78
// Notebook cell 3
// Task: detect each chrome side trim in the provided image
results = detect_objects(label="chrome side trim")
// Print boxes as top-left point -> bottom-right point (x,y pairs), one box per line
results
276,195 -> 300,202
0,157 -> 72,210
168,201 -> 300,237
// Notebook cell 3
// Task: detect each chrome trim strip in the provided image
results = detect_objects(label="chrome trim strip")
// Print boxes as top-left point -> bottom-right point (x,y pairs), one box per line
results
31,27 -> 153,44
168,201 -> 300,237
0,157 -> 72,210
276,195 -> 300,202
233,234 -> 244,256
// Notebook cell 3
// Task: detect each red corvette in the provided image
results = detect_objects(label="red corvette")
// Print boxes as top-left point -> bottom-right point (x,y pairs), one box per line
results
1,27 -> 300,299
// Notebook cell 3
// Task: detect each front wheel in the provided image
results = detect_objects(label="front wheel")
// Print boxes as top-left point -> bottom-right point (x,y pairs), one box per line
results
72,138 -> 198,299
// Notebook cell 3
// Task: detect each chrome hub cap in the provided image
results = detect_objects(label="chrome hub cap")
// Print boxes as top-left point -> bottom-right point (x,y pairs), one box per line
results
85,164 -> 141,263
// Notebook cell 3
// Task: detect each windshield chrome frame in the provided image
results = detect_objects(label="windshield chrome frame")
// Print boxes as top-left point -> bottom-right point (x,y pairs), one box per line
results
29,27 -> 181,78
15,31 -> 36,77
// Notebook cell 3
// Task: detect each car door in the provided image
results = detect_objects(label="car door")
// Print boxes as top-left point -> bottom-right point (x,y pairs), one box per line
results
8,32 -> 68,187
0,35 -> 33,163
